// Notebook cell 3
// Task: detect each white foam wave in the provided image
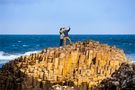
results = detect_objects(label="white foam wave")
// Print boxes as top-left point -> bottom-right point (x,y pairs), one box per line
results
0,51 -> 40,64
23,51 -> 40,56
126,54 -> 135,62
18,41 -> 22,43
22,45 -> 28,47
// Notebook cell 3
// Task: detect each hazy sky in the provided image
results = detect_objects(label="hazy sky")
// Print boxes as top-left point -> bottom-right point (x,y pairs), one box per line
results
0,0 -> 135,34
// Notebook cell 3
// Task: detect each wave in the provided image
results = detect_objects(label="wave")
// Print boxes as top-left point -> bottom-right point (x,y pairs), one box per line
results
24,51 -> 40,56
0,51 -> 40,64
126,54 -> 135,62
22,45 -> 28,47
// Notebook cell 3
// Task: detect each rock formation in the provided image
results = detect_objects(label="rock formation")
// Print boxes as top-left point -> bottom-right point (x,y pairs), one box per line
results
0,41 -> 132,90
97,62 -> 135,90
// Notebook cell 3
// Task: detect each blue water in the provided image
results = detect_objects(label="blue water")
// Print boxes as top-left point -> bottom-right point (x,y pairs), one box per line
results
0,35 -> 135,68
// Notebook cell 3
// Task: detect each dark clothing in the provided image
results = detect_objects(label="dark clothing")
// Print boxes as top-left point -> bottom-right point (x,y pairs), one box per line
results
60,39 -> 64,46
64,28 -> 70,37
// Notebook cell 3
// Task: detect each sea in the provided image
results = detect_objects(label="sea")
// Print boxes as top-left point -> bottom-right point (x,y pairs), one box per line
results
0,35 -> 135,68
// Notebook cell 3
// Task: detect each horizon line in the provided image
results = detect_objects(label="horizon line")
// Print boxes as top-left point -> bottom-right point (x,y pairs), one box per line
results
0,34 -> 135,35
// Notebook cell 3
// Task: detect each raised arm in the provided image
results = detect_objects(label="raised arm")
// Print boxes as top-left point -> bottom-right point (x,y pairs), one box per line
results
66,27 -> 71,32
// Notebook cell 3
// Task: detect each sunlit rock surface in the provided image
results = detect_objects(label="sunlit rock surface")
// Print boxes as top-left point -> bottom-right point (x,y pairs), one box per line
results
0,41 -> 131,90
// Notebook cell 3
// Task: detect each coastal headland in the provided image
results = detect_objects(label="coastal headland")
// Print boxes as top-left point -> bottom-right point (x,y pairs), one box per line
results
0,41 -> 135,90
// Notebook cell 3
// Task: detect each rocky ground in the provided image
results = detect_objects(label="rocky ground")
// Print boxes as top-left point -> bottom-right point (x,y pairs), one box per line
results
0,41 -> 133,90
97,62 -> 135,90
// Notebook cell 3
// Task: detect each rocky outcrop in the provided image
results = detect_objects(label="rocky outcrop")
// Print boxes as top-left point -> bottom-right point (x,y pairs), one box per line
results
97,62 -> 135,90
0,41 -> 129,90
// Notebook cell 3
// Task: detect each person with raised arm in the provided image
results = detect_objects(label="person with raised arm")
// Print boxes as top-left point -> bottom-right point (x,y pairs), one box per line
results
63,26 -> 72,46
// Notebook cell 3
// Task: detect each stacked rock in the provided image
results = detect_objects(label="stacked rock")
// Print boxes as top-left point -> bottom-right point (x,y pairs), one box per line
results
97,62 -> 135,90
0,41 -> 128,90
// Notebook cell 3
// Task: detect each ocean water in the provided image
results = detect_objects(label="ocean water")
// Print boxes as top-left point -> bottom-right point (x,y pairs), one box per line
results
0,35 -> 135,68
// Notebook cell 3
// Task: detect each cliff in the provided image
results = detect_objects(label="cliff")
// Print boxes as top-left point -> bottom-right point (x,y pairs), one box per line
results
0,40 -> 133,90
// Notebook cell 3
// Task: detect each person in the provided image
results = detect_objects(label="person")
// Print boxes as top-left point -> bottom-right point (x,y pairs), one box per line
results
63,26 -> 72,46
59,27 -> 65,46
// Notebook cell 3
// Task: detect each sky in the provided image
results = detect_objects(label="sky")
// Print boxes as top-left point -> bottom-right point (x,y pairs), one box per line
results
0,0 -> 135,34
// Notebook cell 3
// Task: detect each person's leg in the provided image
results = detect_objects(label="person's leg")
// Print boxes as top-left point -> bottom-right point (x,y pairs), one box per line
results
60,39 -> 63,46
60,39 -> 62,46
67,37 -> 72,45
64,37 -> 67,46
61,39 -> 64,46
